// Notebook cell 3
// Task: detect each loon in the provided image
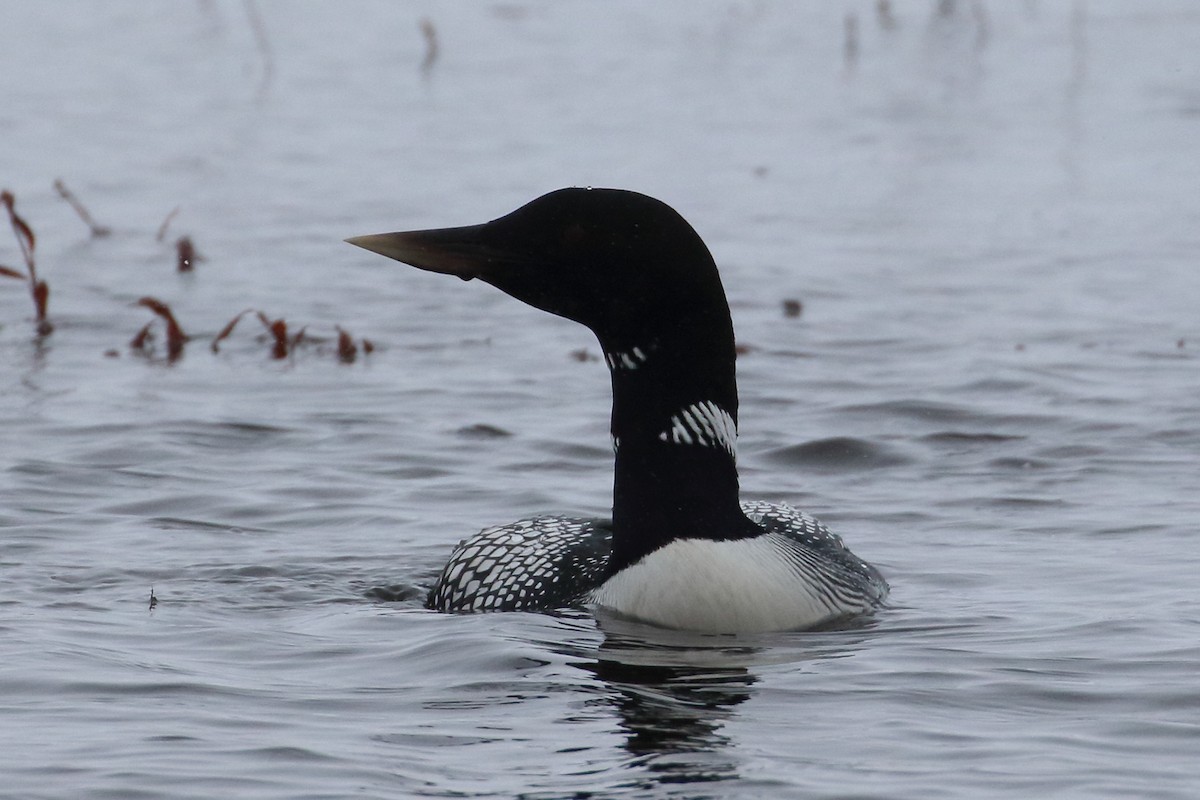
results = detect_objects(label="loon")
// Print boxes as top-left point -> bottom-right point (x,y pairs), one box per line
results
347,188 -> 888,633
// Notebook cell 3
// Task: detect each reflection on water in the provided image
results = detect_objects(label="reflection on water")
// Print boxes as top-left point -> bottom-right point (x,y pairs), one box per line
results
596,657 -> 749,787
559,612 -> 884,791
593,622 -> 759,781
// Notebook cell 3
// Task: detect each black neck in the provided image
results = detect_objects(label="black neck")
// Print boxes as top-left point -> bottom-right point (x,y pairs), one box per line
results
599,321 -> 760,575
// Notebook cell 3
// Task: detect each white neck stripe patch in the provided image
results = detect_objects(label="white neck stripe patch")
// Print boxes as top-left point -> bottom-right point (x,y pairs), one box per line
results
657,401 -> 737,461
605,346 -> 650,371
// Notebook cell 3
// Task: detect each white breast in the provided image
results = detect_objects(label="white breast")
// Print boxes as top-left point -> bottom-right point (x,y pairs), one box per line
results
587,534 -> 857,633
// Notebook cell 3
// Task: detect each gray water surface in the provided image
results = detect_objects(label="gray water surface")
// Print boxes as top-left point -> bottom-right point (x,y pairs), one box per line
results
2,2 -> 1199,798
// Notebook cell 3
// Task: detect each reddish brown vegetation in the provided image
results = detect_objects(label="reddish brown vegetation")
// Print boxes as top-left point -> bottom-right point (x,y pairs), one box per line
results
1,189 -> 52,335
336,326 -> 358,363
4,184 -> 376,363
132,296 -> 189,362
330,326 -> 375,363
53,179 -> 111,237
262,315 -> 290,359
212,309 -> 306,359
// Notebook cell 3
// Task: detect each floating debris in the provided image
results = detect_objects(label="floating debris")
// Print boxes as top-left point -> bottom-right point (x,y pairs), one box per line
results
782,298 -> 803,319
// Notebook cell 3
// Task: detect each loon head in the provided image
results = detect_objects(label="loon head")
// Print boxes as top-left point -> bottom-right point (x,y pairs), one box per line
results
346,187 -> 728,347
351,187 -> 757,574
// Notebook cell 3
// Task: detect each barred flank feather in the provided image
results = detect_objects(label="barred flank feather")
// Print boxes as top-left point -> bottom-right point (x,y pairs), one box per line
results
426,516 -> 612,612
426,501 -> 886,627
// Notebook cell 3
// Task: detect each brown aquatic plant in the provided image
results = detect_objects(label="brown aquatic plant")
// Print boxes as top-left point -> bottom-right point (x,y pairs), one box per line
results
132,296 -> 189,362
212,309 -> 294,359
211,309 -> 254,353
156,206 -> 181,242
334,326 -> 373,362
216,309 -> 316,357
1,189 -> 52,335
261,315 -> 290,359
176,235 -> 200,272
244,0 -> 275,100
843,13 -> 860,75
876,0 -> 898,30
336,326 -> 358,363
53,178 -> 111,237
212,310 -> 370,362
419,18 -> 439,74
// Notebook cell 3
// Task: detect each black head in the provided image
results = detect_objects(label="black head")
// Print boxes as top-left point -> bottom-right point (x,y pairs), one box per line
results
347,188 -> 730,348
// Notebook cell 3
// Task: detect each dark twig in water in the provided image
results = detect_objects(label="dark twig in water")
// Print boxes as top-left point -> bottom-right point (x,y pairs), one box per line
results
971,0 -> 989,51
53,179 -> 111,237
1,189 -> 52,335
132,297 -> 189,362
419,18 -> 439,74
156,206 -> 181,242
2,191 -> 36,267
243,0 -> 275,99
176,236 -> 200,272
289,326 -> 309,354
876,0 -> 898,30
211,308 -> 255,353
843,13 -> 860,75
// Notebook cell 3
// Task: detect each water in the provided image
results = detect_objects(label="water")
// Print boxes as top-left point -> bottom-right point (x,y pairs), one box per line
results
2,2 -> 1198,797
